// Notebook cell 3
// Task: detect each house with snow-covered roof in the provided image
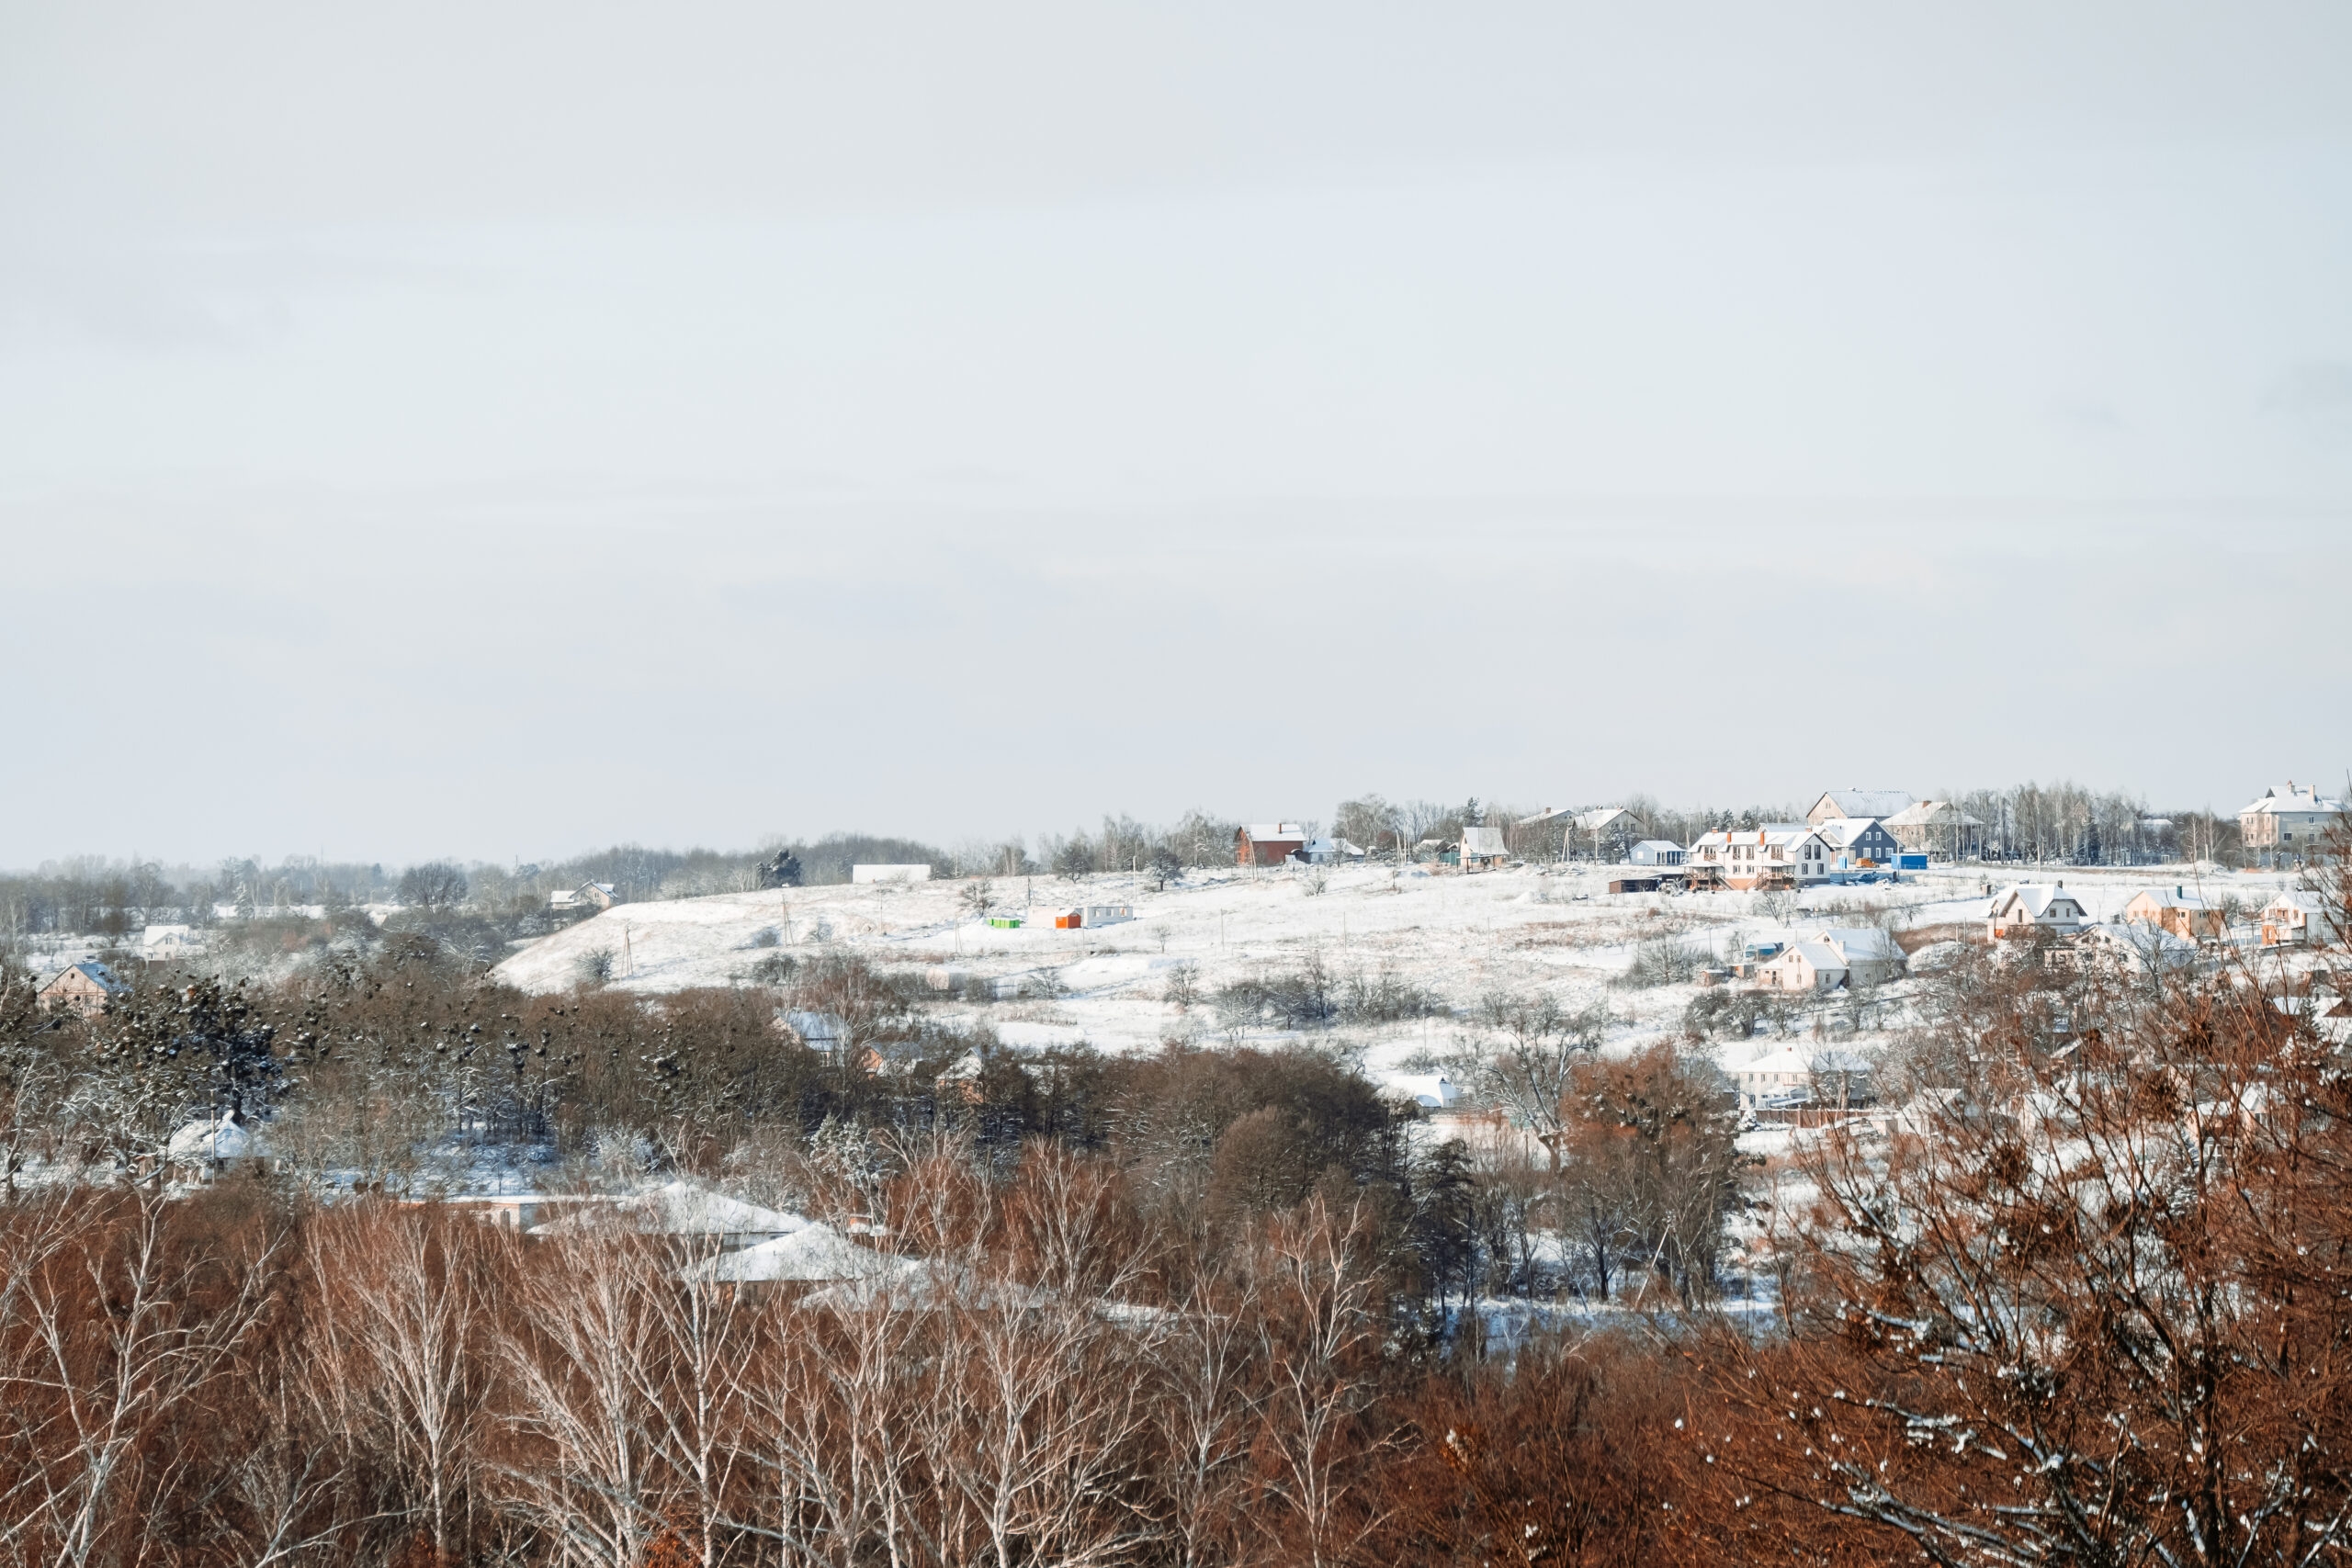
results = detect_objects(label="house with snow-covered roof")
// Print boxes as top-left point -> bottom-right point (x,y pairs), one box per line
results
40,960 -> 127,1017
1630,840 -> 1684,866
1805,789 -> 1915,827
2121,886 -> 2226,942
2238,783 -> 2345,862
1814,817 -> 1904,870
1687,825 -> 1830,889
1986,883 -> 2090,941
1732,1045 -> 1872,1107
1884,800 -> 1984,860
1235,824 -> 1309,866
2259,891 -> 2335,948
1458,826 -> 1510,869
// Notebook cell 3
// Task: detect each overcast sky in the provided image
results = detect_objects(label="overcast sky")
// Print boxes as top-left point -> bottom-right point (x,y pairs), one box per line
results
4,2 -> 2349,868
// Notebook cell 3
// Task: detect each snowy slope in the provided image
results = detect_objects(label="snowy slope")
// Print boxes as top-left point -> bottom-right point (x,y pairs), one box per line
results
490,861 -> 2309,1070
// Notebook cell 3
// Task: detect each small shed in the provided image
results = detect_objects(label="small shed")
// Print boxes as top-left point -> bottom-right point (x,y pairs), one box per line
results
1630,840 -> 1684,866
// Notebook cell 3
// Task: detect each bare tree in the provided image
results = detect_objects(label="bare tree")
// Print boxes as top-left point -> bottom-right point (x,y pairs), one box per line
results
1250,1196 -> 1390,1568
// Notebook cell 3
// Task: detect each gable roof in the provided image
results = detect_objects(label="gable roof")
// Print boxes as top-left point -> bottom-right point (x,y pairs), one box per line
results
2240,784 -> 2346,817
1807,926 -> 1904,963
41,960 -> 126,995
1238,823 -> 1307,842
1767,940 -> 1850,976
1810,790 -> 1916,821
1884,799 -> 1984,829
1814,817 -> 1897,848
1990,884 -> 2086,920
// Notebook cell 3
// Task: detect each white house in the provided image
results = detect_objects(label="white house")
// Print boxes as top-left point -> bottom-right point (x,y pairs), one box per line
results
1458,826 -> 1510,869
1884,800 -> 1985,860
2260,891 -> 2334,948
1806,926 -> 1906,985
1732,1045 -> 1872,1105
1805,789 -> 1916,827
1814,817 -> 1905,869
141,924 -> 203,960
1757,940 -> 1851,993
1688,826 -> 1831,889
1630,840 -> 1684,866
2238,782 -> 2345,859
1986,883 -> 2090,940
1080,903 -> 1135,926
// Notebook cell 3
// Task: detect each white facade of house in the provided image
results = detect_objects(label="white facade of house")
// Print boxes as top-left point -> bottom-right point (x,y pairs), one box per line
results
1733,1045 -> 1872,1103
2260,891 -> 2333,947
1458,825 -> 1510,866
1688,826 -> 1831,888
1986,883 -> 2090,940
1629,840 -> 1685,866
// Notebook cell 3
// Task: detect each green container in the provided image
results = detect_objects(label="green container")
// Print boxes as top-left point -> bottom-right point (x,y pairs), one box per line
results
986,915 -> 1023,929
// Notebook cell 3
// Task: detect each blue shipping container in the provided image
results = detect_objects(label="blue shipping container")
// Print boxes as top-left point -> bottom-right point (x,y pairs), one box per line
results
1896,854 -> 1928,871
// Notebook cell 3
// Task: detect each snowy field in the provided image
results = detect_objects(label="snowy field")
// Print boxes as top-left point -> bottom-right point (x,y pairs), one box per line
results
492,858 -> 2311,1089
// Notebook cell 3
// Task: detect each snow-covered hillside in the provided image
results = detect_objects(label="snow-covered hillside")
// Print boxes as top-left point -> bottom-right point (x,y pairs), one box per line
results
492,860 -> 2306,1085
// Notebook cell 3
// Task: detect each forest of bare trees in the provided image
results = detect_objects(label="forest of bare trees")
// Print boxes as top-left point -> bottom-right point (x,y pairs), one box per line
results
2,932 -> 2349,1564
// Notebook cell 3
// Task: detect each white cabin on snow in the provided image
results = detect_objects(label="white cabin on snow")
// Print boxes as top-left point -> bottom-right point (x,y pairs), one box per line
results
1630,840 -> 1684,866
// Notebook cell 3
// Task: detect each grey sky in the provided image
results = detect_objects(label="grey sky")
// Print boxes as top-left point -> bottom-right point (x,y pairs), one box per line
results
3,3 -> 2348,865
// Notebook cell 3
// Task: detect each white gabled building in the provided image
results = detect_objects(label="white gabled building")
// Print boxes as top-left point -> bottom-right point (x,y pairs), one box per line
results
1986,883 -> 2090,941
1733,1045 -> 1873,1106
1688,825 -> 1830,889
2260,891 -> 2335,948
1629,840 -> 1684,866
1755,926 -> 1907,991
